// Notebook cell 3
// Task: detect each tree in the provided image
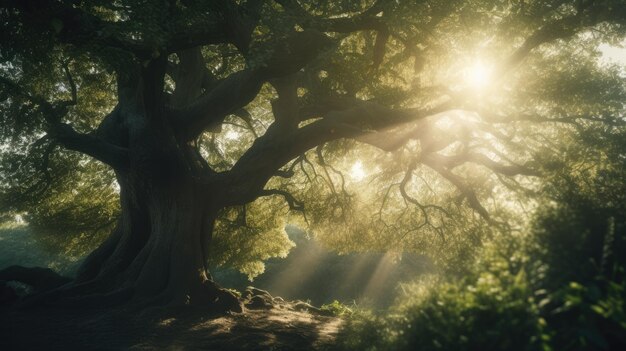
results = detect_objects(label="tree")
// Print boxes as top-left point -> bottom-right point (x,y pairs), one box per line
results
0,0 -> 624,311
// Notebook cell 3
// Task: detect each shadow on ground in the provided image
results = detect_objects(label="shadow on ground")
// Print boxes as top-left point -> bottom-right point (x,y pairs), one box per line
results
1,304 -> 342,351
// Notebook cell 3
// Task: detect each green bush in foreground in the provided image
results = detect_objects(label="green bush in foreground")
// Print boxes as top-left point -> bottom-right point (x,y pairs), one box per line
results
335,207 -> 626,351
321,300 -> 355,317
337,263 -> 626,351
392,273 -> 546,351
337,268 -> 549,351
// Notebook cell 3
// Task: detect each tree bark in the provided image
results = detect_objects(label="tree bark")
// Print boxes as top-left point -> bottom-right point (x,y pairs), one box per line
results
16,62 -> 244,311
27,165 -> 242,312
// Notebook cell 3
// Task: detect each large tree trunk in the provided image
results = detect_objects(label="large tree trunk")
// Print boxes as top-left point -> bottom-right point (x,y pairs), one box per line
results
25,165 -> 240,311
33,168 -> 242,312
13,54 -> 249,312
26,113 -> 242,312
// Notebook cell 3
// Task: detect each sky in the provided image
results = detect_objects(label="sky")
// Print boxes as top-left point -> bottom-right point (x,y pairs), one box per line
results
599,42 -> 626,66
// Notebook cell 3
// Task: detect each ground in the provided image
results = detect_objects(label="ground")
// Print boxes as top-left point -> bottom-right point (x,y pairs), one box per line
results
1,305 -> 343,350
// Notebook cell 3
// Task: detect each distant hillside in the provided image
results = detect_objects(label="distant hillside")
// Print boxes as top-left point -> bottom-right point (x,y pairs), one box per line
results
0,224 -> 83,276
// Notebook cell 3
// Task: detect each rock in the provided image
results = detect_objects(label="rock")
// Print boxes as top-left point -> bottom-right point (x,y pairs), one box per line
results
216,288 -> 244,313
246,286 -> 273,299
6,280 -> 34,297
245,295 -> 274,310
293,300 -> 321,314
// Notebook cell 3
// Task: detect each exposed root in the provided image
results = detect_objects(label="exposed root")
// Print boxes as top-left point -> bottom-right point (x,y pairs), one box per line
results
0,265 -> 72,294
133,279 -> 244,314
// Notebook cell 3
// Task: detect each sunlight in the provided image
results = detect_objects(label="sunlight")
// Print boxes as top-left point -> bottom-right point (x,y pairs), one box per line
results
464,61 -> 492,89
599,41 -> 626,68
224,130 -> 240,140
335,254 -> 375,297
265,239 -> 326,297
14,214 -> 25,224
362,252 -> 396,300
350,161 -> 366,181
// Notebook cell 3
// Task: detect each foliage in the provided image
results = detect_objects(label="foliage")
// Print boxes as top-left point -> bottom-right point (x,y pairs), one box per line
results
338,240 -> 626,351
321,300 -> 354,317
546,279 -> 626,350
0,150 -> 118,259
210,197 -> 295,279
0,0 -> 625,297
333,310 -> 389,351
335,117 -> 626,350
337,252 -> 548,351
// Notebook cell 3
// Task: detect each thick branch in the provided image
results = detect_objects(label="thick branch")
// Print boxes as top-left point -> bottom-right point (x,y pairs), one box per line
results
0,76 -> 129,170
500,2 -> 626,74
270,75 -> 300,130
169,31 -> 335,141
276,0 -> 390,67
170,48 -> 214,108
421,158 -> 491,221
168,70 -> 264,140
276,0 -> 388,33
166,23 -> 231,53
214,0 -> 626,214
222,99 -> 455,205
51,123 -> 130,170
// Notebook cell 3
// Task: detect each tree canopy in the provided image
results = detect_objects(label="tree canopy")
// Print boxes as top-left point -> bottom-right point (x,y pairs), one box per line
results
0,0 -> 625,308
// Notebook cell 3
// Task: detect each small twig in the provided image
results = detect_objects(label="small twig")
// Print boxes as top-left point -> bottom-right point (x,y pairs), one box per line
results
60,59 -> 77,105
259,189 -> 305,212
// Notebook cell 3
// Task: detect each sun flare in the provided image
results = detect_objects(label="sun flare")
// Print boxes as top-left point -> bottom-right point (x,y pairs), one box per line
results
464,61 -> 492,89
350,161 -> 366,181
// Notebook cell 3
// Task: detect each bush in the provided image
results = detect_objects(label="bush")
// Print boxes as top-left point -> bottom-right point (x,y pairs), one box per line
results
336,268 -> 549,350
391,272 -> 547,351
544,279 -> 626,350
335,199 -> 626,351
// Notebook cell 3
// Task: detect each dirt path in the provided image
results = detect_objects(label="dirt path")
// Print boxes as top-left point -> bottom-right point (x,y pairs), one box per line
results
1,306 -> 343,350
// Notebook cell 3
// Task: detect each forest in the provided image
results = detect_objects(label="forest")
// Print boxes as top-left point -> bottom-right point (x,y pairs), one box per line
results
0,0 -> 625,350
